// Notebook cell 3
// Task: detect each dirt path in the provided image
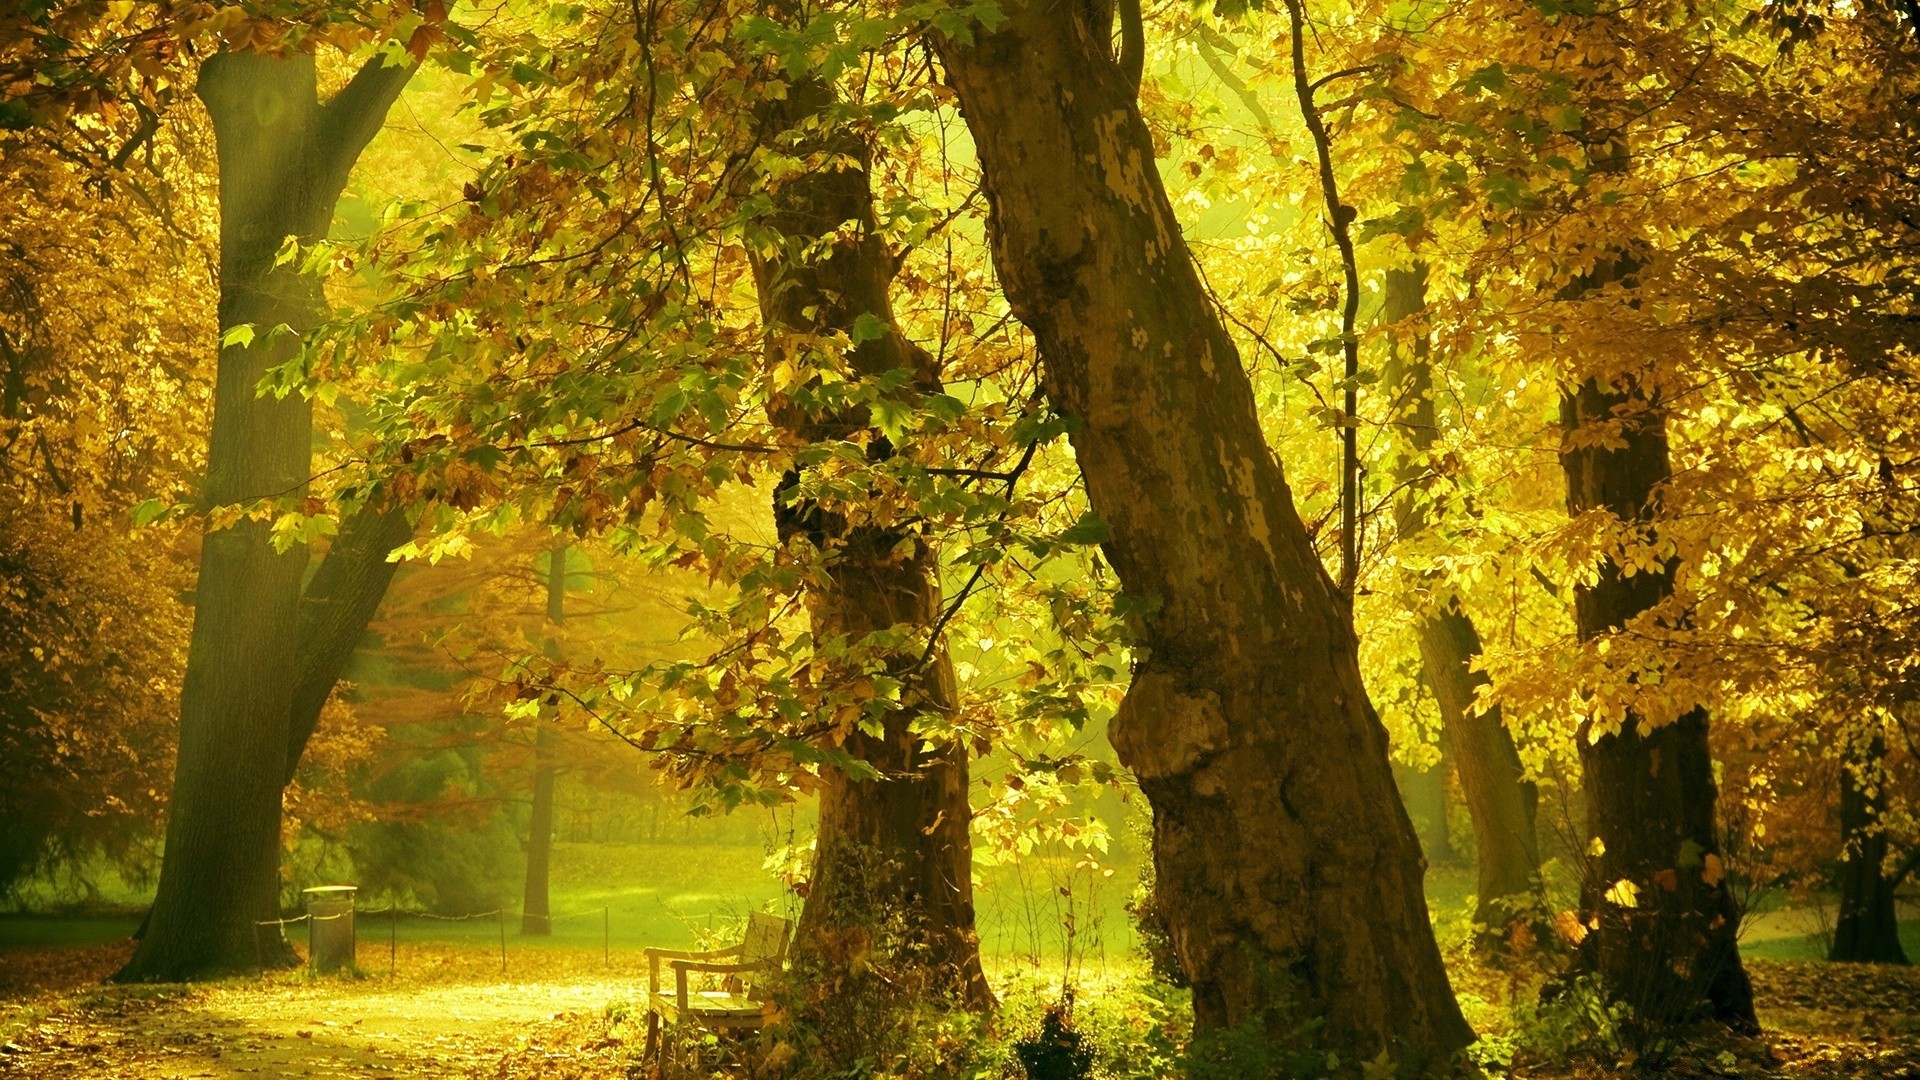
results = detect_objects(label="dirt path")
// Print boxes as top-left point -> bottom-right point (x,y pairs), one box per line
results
0,943 -> 650,1079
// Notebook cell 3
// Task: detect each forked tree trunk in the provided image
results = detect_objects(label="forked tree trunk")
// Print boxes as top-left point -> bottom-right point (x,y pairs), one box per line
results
751,72 -> 990,1009
933,8 -> 1470,1063
1560,378 -> 1756,1029
1830,733 -> 1909,964
1382,267 -> 1543,950
117,50 -> 413,982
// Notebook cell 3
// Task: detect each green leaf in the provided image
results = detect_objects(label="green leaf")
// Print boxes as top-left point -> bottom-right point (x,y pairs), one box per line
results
1058,511 -> 1110,546
869,397 -> 913,441
221,324 -> 256,349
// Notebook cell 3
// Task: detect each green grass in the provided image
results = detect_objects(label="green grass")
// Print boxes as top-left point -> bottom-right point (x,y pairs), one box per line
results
0,914 -> 141,949
8,841 -> 1909,972
1739,920 -> 1920,962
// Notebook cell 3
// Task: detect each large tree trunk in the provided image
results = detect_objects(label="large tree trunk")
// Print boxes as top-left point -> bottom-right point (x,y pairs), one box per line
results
1382,267 -> 1542,950
751,72 -> 990,1008
933,7 -> 1471,1064
1559,378 -> 1756,1029
117,50 -> 412,982
1830,733 -> 1909,964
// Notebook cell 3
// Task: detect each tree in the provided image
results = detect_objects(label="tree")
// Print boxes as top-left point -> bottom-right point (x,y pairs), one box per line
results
521,542 -> 566,936
1560,378 -> 1756,1029
750,61 -> 991,1006
931,0 -> 1472,1064
0,102 -> 214,897
1829,732 -> 1910,964
1381,266 -> 1542,949
118,43 -> 417,982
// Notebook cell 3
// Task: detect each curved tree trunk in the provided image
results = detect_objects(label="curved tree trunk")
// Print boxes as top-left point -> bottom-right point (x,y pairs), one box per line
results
1830,732 -> 1909,964
1382,267 -> 1542,950
752,71 -> 990,1009
932,7 -> 1470,1064
1560,378 -> 1756,1030
117,50 -> 413,982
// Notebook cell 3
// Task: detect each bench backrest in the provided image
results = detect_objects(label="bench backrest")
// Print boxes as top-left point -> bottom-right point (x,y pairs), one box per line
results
740,912 -> 791,999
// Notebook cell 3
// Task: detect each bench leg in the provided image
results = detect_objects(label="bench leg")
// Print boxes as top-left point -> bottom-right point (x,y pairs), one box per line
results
643,1010 -> 660,1077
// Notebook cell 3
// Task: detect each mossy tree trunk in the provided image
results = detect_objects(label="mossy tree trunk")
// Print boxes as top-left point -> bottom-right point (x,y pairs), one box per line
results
751,69 -> 990,1009
933,6 -> 1471,1064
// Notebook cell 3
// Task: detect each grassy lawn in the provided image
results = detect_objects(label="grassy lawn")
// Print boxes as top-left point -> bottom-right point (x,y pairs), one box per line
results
6,842 -> 1911,969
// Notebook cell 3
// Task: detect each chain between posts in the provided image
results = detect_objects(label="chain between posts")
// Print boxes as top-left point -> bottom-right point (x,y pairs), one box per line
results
252,904 -> 618,976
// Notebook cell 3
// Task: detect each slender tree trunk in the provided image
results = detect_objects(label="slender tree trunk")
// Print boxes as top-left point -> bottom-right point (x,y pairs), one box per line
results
1560,378 -> 1756,1029
522,543 -> 566,937
933,7 -> 1470,1063
750,69 -> 989,1008
1394,754 -> 1455,866
522,729 -> 556,936
117,50 -> 412,983
1830,733 -> 1908,963
1382,267 -> 1542,950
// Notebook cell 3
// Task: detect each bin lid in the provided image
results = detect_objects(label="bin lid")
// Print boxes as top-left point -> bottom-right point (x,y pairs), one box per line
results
303,885 -> 358,896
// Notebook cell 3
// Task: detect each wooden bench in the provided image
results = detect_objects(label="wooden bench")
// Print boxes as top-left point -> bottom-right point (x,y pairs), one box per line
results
642,912 -> 791,1067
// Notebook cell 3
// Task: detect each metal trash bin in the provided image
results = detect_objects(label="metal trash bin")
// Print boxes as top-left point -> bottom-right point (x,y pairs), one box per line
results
303,885 -> 358,973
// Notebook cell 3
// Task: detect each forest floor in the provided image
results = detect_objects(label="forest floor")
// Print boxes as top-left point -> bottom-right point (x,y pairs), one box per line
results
0,939 -> 649,1078
3,937 -> 1920,1078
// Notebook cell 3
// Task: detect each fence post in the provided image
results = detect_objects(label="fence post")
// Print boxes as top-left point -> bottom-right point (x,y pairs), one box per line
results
499,907 -> 507,976
390,905 -> 397,978
603,906 -> 610,968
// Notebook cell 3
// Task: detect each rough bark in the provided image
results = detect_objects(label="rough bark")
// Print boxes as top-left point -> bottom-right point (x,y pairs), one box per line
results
1382,267 -> 1542,950
933,8 -> 1471,1064
116,50 -> 413,983
1560,378 -> 1756,1029
1830,733 -> 1909,963
751,72 -> 990,1008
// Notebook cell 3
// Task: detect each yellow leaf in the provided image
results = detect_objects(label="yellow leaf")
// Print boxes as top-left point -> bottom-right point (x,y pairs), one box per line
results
1605,878 -> 1640,908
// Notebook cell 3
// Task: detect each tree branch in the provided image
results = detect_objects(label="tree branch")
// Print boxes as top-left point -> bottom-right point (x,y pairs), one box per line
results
312,49 -> 419,206
1115,0 -> 1145,96
283,503 -> 415,785
1285,0 -> 1364,603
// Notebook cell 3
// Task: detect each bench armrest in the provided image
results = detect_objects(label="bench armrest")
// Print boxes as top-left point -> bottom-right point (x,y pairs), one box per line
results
673,959 -> 779,1012
647,945 -> 742,994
